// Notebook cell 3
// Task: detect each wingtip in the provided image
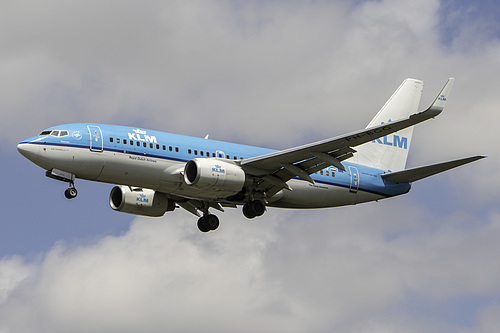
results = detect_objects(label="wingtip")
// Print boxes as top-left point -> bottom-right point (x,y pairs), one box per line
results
423,77 -> 455,115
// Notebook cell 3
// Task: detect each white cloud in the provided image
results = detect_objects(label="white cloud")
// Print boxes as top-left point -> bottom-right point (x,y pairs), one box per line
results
2,0 -> 500,331
0,202 -> 499,332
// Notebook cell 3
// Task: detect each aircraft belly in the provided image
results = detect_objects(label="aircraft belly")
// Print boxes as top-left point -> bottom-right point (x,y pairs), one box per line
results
97,152 -> 180,190
271,179 -> 384,208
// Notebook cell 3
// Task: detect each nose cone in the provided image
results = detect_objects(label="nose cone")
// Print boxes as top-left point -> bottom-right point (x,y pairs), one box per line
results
17,142 -> 39,163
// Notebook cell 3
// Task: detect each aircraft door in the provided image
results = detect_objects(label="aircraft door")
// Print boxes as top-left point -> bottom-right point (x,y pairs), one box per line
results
87,125 -> 103,152
349,166 -> 359,193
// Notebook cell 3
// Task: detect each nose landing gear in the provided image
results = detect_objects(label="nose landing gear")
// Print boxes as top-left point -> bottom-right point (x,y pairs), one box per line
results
45,169 -> 78,199
64,183 -> 78,199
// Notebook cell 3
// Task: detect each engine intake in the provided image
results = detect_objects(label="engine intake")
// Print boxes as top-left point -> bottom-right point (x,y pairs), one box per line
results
109,186 -> 175,217
184,158 -> 246,196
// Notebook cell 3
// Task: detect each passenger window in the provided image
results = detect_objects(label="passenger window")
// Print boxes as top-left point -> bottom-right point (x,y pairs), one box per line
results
326,171 -> 329,176
188,149 -> 192,154
169,146 -> 173,151
175,147 -> 179,153
130,140 -> 134,146
200,151 -> 204,156
156,144 -> 159,149
150,143 -> 153,148
117,138 -> 121,144
320,170 -> 323,175
124,139 -> 127,144
143,142 -> 146,147
110,138 -> 114,143
136,141 -> 140,146
194,150 -> 198,155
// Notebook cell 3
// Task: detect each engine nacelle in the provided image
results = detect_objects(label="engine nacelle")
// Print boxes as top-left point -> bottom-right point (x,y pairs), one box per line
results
184,158 -> 246,196
109,186 -> 175,217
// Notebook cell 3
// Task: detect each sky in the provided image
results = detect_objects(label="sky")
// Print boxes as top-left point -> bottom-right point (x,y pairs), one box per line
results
1,0 -> 499,332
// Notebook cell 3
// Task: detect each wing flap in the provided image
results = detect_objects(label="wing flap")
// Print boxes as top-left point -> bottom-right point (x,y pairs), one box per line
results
381,156 -> 486,183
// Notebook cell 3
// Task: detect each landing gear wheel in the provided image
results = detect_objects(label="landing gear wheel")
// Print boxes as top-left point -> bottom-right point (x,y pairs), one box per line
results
197,214 -> 219,232
206,214 -> 219,230
250,200 -> 265,216
243,203 -> 256,219
243,200 -> 266,219
197,217 -> 210,233
64,187 -> 78,199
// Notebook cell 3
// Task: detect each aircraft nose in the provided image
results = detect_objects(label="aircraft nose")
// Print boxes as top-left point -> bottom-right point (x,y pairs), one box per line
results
17,142 -> 39,162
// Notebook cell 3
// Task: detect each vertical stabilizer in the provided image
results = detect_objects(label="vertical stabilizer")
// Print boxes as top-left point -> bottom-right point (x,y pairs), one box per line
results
352,78 -> 424,171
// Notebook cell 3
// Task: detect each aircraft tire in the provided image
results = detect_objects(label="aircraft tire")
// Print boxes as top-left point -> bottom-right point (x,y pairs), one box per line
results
243,203 -> 257,219
64,187 -> 78,199
206,214 -> 219,231
197,217 -> 210,232
250,200 -> 266,217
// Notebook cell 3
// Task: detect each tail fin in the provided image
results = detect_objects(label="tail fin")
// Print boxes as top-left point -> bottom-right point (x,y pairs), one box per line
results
353,78 -> 454,171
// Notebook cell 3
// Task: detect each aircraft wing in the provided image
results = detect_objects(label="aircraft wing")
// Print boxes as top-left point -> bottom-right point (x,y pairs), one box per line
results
240,78 -> 454,196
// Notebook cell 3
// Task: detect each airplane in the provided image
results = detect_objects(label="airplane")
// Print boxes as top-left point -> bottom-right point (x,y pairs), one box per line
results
17,78 -> 485,232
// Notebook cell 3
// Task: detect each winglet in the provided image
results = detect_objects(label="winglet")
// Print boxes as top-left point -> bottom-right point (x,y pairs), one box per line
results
424,77 -> 455,117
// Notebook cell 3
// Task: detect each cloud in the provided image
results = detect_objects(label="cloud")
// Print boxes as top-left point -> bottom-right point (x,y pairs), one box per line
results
2,0 -> 500,331
1,202 -> 500,332
3,0 -> 498,199
0,212 -> 302,333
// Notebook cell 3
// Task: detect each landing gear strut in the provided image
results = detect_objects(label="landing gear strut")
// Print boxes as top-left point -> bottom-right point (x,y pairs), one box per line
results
243,200 -> 266,219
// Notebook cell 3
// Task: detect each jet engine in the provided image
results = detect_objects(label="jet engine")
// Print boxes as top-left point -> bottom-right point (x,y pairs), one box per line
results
109,186 -> 175,217
184,158 -> 246,196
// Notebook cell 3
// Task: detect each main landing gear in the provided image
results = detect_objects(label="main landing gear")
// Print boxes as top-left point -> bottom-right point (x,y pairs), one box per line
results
197,202 -> 220,233
197,214 -> 220,233
242,200 -> 266,219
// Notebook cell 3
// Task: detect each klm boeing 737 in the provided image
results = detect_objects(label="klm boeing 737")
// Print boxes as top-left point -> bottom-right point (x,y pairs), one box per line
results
18,78 -> 484,232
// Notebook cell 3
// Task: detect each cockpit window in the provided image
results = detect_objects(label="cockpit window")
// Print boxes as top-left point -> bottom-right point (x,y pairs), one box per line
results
40,130 -> 69,137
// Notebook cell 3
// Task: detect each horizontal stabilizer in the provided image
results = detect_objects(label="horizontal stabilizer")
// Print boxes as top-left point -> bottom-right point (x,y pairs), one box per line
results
382,155 -> 486,183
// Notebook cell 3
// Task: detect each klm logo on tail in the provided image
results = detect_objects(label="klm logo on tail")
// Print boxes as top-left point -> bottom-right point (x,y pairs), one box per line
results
372,135 -> 408,149
372,120 -> 408,149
